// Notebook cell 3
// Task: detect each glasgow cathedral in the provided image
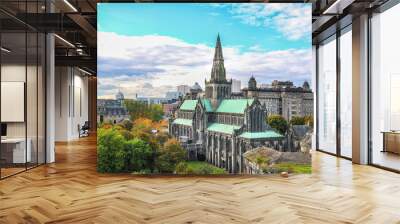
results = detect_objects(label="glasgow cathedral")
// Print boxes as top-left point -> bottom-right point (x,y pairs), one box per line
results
169,35 -> 284,174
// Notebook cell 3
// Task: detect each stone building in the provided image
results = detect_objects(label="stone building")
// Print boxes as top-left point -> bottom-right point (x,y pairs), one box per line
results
169,35 -> 284,174
97,90 -> 130,124
243,78 -> 313,121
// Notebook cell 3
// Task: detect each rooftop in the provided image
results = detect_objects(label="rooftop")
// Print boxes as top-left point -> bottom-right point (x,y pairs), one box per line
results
172,118 -> 193,126
239,131 -> 283,139
207,123 -> 241,134
179,99 -> 254,114
215,99 -> 254,114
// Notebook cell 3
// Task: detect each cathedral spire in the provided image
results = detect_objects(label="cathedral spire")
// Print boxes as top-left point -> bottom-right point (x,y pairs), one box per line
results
214,33 -> 223,61
210,34 -> 226,82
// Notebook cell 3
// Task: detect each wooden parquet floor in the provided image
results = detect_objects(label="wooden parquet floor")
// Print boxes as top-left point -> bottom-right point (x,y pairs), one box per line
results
1,135 -> 400,224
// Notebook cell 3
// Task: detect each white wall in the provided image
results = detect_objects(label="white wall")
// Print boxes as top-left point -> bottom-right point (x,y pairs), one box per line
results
55,67 -> 89,141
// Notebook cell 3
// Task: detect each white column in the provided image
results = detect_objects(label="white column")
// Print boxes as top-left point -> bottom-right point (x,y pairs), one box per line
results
352,14 -> 369,164
312,45 -> 317,150
46,32 -> 55,163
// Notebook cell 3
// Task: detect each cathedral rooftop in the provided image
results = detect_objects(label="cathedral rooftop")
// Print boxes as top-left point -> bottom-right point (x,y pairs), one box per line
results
179,100 -> 198,111
172,118 -> 192,126
179,98 -> 254,114
239,131 -> 283,139
207,123 -> 241,135
215,99 -> 253,114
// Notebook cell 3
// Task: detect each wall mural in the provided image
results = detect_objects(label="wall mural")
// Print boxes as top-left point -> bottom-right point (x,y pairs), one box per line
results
97,3 -> 313,175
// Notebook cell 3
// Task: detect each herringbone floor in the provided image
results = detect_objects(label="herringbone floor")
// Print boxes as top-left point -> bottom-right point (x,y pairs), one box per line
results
1,136 -> 400,224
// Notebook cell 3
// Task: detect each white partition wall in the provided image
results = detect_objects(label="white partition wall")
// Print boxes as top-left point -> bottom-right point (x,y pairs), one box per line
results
55,67 -> 89,141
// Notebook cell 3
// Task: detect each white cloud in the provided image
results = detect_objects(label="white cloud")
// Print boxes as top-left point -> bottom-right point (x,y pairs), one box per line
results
98,32 -> 311,99
213,3 -> 311,41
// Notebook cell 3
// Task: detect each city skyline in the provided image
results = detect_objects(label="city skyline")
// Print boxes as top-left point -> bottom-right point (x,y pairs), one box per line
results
98,3 -> 312,99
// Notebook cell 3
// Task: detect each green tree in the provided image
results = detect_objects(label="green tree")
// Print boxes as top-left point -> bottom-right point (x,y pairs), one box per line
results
290,116 -> 306,126
97,128 -> 126,173
124,138 -> 153,171
267,115 -> 288,135
149,104 -> 164,121
156,139 -> 187,173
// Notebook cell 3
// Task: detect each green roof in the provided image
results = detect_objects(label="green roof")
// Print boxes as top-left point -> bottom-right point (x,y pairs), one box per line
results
172,118 -> 192,126
207,123 -> 241,134
239,131 -> 283,139
215,99 -> 254,114
200,99 -> 213,112
179,100 -> 198,111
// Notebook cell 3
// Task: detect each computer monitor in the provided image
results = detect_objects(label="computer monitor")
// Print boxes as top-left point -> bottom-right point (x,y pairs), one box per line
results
1,123 -> 7,137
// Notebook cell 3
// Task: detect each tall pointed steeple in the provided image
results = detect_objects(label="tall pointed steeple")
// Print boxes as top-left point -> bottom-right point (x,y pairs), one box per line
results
210,34 -> 226,82
214,34 -> 223,61
205,34 -> 232,110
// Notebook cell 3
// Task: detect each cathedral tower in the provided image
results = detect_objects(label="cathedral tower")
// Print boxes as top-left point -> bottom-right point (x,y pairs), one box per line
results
205,34 -> 232,109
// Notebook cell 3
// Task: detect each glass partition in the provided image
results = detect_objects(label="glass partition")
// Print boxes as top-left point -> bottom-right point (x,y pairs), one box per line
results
370,3 -> 400,171
1,31 -> 28,177
0,1 -> 46,179
339,27 -> 352,158
317,35 -> 337,154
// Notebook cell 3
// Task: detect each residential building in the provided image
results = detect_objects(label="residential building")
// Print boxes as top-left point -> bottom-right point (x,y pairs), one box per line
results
242,78 -> 313,121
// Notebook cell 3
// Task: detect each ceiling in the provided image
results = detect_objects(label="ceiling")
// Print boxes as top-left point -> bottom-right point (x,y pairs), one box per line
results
1,0 -> 396,74
310,0 -> 391,44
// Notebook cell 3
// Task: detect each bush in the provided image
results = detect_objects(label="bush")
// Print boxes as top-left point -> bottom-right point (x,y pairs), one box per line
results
186,167 -> 195,174
271,163 -> 311,174
121,120 -> 134,131
119,129 -> 133,140
132,169 -> 152,175
290,116 -> 306,125
197,165 -> 214,175
97,128 -> 126,173
175,162 -> 188,174
267,115 -> 288,135
156,139 -> 186,173
185,161 -> 226,175
255,156 -> 268,166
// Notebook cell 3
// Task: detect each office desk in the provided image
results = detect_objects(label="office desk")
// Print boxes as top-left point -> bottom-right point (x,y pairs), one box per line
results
1,138 -> 31,164
382,131 -> 400,155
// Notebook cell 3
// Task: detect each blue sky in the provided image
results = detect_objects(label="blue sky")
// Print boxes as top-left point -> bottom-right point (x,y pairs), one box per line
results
98,4 -> 310,52
98,3 -> 312,99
